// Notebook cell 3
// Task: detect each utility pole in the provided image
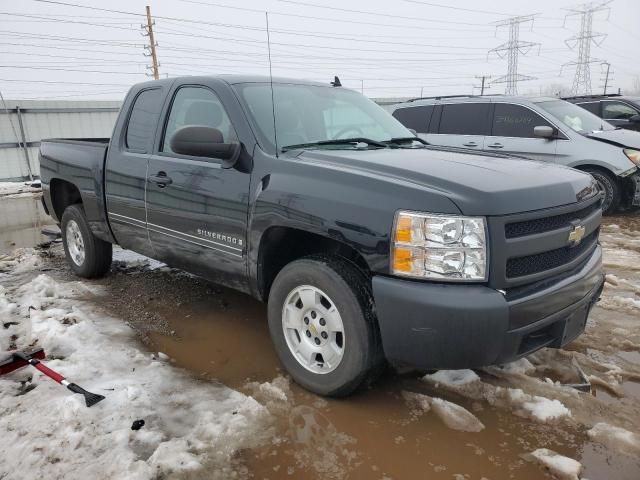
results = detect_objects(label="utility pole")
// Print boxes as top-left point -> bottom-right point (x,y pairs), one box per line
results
488,15 -> 539,95
600,61 -> 612,95
143,5 -> 159,80
474,75 -> 492,95
562,1 -> 611,95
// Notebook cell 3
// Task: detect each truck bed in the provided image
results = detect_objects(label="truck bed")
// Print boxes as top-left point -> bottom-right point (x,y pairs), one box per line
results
39,137 -> 113,243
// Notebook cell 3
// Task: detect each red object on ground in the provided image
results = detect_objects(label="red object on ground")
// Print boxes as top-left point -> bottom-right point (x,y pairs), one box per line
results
0,348 -> 45,375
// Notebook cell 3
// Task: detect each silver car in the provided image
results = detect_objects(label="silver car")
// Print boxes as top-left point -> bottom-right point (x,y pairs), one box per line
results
391,95 -> 640,214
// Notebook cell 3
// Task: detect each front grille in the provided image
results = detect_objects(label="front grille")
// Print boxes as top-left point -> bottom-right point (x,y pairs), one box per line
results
505,200 -> 600,238
506,230 -> 598,278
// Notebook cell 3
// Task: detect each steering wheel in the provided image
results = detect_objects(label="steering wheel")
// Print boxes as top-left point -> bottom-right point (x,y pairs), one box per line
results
332,126 -> 364,140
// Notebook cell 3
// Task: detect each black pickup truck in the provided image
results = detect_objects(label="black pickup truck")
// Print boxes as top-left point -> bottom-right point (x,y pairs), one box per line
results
39,75 -> 604,396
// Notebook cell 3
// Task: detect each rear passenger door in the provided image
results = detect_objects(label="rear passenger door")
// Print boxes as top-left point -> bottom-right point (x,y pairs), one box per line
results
105,86 -> 165,257
485,103 -> 559,163
430,103 -> 491,150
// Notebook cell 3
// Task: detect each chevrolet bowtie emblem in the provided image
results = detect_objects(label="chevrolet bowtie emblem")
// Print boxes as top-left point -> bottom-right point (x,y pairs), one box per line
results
568,224 -> 586,246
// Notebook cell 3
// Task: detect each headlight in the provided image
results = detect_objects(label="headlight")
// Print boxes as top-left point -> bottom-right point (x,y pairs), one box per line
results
391,211 -> 487,281
624,149 -> 640,166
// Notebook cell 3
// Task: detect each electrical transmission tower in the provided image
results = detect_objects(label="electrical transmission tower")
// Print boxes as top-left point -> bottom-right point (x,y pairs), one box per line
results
562,1 -> 611,95
488,15 -> 539,95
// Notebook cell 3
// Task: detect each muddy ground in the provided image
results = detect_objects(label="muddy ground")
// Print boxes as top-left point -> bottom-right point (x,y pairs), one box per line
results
1,193 -> 639,480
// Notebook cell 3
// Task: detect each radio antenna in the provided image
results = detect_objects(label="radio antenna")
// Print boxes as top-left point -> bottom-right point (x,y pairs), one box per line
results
265,12 -> 279,158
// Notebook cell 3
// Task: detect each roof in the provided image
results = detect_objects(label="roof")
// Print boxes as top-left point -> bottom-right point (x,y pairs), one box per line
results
131,74 -> 331,90
396,95 -> 559,107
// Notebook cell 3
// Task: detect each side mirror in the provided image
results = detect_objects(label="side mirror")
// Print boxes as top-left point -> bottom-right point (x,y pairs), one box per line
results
170,126 -> 240,168
407,128 -> 417,136
630,114 -> 640,123
533,125 -> 556,139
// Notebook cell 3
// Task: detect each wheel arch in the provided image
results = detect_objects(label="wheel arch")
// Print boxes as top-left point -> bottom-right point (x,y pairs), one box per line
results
256,225 -> 371,302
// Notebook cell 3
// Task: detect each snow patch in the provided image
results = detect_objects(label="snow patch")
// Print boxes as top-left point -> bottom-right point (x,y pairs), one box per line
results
527,448 -> 582,480
112,247 -> 166,271
423,369 -> 480,386
429,397 -> 485,432
588,423 -> 640,457
423,374 -> 571,423
0,181 -> 41,196
0,273 -> 271,479
402,391 -> 484,432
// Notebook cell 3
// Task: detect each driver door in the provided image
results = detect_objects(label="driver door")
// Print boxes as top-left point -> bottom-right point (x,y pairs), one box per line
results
145,84 -> 250,283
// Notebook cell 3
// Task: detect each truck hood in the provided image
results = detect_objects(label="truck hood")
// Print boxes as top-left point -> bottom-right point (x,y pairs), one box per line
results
296,146 -> 597,216
586,128 -> 640,149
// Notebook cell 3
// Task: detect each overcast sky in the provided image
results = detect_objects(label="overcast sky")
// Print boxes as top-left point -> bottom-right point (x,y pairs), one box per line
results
1,0 -> 638,100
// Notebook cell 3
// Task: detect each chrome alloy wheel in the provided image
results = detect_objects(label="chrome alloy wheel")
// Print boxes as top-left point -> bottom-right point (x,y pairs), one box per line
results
282,285 -> 345,374
66,219 -> 85,266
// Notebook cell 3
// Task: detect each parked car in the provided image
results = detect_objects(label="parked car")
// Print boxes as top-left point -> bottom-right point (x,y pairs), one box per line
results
563,94 -> 640,132
391,95 -> 640,214
39,76 -> 604,396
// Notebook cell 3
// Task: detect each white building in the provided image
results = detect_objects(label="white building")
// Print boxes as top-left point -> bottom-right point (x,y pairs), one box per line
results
0,100 -> 121,181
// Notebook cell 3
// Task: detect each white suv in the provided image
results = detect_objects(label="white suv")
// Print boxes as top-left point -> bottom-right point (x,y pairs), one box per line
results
391,95 -> 640,214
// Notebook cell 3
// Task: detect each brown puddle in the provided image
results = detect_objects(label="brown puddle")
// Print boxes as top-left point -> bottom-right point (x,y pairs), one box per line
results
142,284 -> 639,479
0,193 -> 56,254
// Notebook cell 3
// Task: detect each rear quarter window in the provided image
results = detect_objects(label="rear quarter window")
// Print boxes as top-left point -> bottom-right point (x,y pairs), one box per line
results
125,88 -> 164,152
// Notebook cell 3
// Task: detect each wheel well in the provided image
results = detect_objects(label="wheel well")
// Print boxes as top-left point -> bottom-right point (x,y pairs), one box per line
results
574,164 -> 616,179
49,179 -> 82,220
257,226 -> 370,301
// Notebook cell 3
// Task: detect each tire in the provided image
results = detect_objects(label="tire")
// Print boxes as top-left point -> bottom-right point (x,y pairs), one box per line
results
61,204 -> 112,278
267,255 -> 383,397
584,168 -> 620,215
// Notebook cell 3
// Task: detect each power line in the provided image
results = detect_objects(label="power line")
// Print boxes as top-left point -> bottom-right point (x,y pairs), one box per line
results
276,0 -> 493,27
178,0 -> 492,32
401,0 -> 513,16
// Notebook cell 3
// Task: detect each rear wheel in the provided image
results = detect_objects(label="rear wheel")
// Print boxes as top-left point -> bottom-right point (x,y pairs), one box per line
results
584,168 -> 620,215
267,255 -> 382,397
61,204 -> 112,278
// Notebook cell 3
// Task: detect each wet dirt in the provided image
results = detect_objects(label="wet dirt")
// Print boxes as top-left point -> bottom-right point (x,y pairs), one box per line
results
0,193 -> 56,255
3,197 -> 640,479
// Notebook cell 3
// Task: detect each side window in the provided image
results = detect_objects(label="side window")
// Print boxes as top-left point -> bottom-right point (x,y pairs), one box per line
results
126,88 -> 163,152
392,105 -> 434,133
439,103 -> 490,135
492,103 -> 553,138
602,101 -> 638,120
162,86 -> 237,153
577,102 -> 601,116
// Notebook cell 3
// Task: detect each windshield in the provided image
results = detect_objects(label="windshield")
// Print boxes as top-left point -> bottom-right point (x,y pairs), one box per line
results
535,100 -> 615,134
235,83 -> 413,152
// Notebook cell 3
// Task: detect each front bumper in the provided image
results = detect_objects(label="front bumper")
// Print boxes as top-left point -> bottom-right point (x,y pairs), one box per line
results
372,245 -> 604,371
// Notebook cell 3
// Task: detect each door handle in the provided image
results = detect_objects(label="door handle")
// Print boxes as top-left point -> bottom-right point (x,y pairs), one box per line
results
487,143 -> 504,149
462,142 -> 478,147
149,172 -> 173,188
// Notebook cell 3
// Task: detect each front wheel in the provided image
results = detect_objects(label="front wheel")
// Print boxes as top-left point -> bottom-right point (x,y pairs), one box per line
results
267,255 -> 383,397
584,168 -> 620,215
61,204 -> 112,278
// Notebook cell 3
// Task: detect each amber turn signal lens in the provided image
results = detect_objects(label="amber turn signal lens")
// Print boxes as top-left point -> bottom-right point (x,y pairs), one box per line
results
393,247 -> 413,272
395,215 -> 412,243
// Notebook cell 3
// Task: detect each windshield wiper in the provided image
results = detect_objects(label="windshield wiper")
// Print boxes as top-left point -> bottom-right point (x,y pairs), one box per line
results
382,137 -> 428,147
281,137 -> 388,152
